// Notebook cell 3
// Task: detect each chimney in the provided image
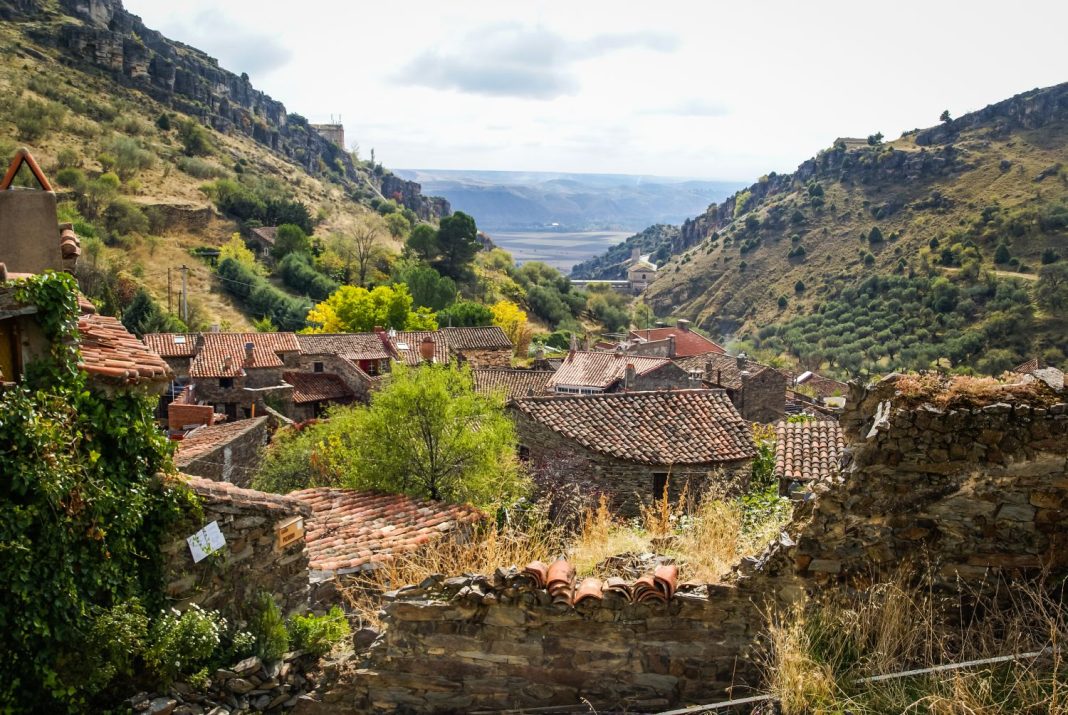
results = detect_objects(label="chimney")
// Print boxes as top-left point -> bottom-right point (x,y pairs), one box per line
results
419,335 -> 436,362
244,341 -> 255,364
535,345 -> 545,361
625,363 -> 637,389
631,246 -> 641,263
569,333 -> 578,355
676,318 -> 691,332
667,334 -> 676,358
736,352 -> 748,370
223,355 -> 233,372
0,149 -> 70,274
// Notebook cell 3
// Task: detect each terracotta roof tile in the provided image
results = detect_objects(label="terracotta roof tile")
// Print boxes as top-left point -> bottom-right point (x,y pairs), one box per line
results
282,371 -> 355,404
471,368 -> 555,400
440,326 -> 513,350
296,332 -> 393,361
1014,358 -> 1042,374
78,314 -> 173,386
181,473 -> 309,516
289,488 -> 484,574
547,351 -> 675,391
175,416 -> 271,466
190,332 -> 299,377
513,389 -> 756,464
248,226 -> 277,245
392,331 -> 449,366
517,559 -> 678,606
143,333 -> 199,358
780,370 -> 849,399
627,327 -> 725,357
774,419 -> 845,483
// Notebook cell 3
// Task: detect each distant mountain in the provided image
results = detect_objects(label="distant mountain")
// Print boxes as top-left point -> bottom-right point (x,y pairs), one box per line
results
394,169 -> 742,232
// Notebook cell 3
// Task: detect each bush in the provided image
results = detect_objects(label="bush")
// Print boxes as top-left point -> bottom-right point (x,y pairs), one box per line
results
104,198 -> 149,237
287,606 -> 350,658
218,257 -> 309,331
436,300 -> 494,327
177,156 -> 230,179
55,167 -> 87,192
155,113 -> 172,131
55,147 -> 81,169
392,262 -> 457,311
279,252 -> 340,300
12,96 -> 65,140
272,223 -> 311,260
249,593 -> 289,663
177,119 -> 213,156
107,136 -> 156,180
144,605 -> 224,685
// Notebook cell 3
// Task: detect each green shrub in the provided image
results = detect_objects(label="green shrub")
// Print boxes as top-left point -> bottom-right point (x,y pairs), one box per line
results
177,156 -> 230,179
55,167 -> 87,191
156,113 -> 172,131
104,198 -> 149,237
287,606 -> 351,658
177,119 -> 214,156
106,136 -> 156,179
249,594 -> 290,663
55,147 -> 81,169
144,605 -> 224,684
218,257 -> 309,331
436,300 -> 494,327
279,252 -> 340,300
12,96 -> 65,141
85,600 -> 149,691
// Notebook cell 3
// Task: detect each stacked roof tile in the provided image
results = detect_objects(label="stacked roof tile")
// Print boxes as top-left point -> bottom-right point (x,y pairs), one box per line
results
296,333 -> 393,361
181,473 -> 309,517
547,351 -> 674,391
175,416 -> 271,467
143,333 -> 199,358
282,371 -> 355,404
513,389 -> 756,464
290,488 -> 484,575
628,327 -> 725,357
521,559 -> 679,605
784,370 -> 849,400
189,332 -> 300,377
471,368 -> 555,400
774,419 -> 845,483
77,313 -> 173,386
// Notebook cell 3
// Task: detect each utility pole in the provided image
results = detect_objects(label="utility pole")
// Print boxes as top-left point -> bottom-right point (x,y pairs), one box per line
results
167,267 -> 172,314
179,264 -> 189,324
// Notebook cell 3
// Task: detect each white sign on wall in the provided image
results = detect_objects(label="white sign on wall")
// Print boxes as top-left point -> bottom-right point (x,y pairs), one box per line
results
187,520 -> 226,563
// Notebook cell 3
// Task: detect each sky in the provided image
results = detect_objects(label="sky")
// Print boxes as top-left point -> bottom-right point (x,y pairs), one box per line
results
126,0 -> 1067,182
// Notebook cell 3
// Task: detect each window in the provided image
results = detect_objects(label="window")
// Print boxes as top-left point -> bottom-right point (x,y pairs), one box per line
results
653,472 -> 668,501
219,377 -> 234,388
313,362 -> 324,373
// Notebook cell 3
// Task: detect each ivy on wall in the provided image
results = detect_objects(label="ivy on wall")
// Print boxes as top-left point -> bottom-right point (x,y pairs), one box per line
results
0,272 -> 198,711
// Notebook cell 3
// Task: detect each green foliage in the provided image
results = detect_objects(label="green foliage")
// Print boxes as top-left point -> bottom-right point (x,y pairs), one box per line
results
155,113 -> 172,131
177,118 -> 213,157
201,179 -> 313,234
305,283 -> 436,333
384,211 -> 411,239
0,273 -> 194,709
85,600 -> 149,691
740,427 -> 792,535
287,606 -> 350,658
436,300 -> 494,327
794,280 -> 806,293
103,198 -> 149,237
106,136 -> 156,180
279,252 -> 340,300
867,132 -> 884,145
733,190 -> 752,219
121,288 -> 184,337
144,605 -> 224,685
777,295 -> 788,309
868,226 -> 884,244
218,234 -> 262,275
994,243 -> 1012,264
392,261 -> 457,311
55,167 -> 87,192
1036,261 -> 1068,313
435,211 -> 481,280
218,257 -> 310,331
11,96 -> 65,140
177,156 -> 230,180
249,594 -> 289,663
586,284 -> 631,332
272,224 -> 311,260
406,223 -> 439,262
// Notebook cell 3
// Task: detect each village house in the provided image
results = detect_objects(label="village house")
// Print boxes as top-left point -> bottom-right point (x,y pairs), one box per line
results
282,371 -> 356,420
626,251 -> 658,293
295,332 -> 395,402
440,326 -> 514,366
173,415 -> 275,487
245,225 -> 278,259
471,367 -> 556,401
511,390 -> 757,515
628,319 -> 726,358
547,349 -> 694,394
783,369 -> 850,409
674,352 -> 787,423
774,419 -> 845,497
188,332 -> 300,420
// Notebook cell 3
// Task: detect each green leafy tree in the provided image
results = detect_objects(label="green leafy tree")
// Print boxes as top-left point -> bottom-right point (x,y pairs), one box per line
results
392,261 -> 457,311
177,118 -> 213,156
994,244 -> 1012,264
384,211 -> 411,239
435,211 -> 481,280
436,300 -> 494,327
272,224 -> 311,261
1036,261 -> 1068,313
406,224 -> 439,262
867,132 -> 884,146
121,289 -> 184,337
940,109 -> 952,123
305,283 -> 437,333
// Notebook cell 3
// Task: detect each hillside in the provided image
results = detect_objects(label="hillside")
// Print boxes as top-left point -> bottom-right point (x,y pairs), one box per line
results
569,224 -> 680,279
395,169 -> 739,232
0,0 -> 448,329
640,82 -> 1068,374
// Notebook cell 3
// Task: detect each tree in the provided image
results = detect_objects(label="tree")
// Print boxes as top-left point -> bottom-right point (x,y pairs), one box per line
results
391,261 -> 457,311
121,289 -> 184,336
994,244 -> 1012,264
257,365 -> 526,507
868,226 -> 884,244
305,284 -> 437,333
435,211 -> 481,280
491,300 -> 531,357
219,233 -> 262,274
177,118 -> 213,156
867,132 -> 884,146
336,222 -> 383,287
632,303 -> 655,329
436,300 -> 494,327
407,224 -> 439,262
1036,261 -> 1068,313
940,110 -> 952,123
384,211 -> 411,239
272,224 -> 311,261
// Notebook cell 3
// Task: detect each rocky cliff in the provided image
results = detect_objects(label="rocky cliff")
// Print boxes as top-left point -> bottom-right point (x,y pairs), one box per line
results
1,0 -> 448,220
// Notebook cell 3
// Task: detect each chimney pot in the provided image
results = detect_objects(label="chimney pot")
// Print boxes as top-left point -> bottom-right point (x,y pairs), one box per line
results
223,355 -> 233,371
625,362 -> 637,389
419,335 -> 436,362
676,318 -> 691,332
736,352 -> 747,370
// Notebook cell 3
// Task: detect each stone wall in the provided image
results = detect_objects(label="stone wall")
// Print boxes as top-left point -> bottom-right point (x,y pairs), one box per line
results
163,476 -> 310,617
513,410 -> 751,516
192,364 -> 294,419
176,416 -> 273,487
295,353 -> 374,403
738,367 -> 787,423
453,346 -> 513,368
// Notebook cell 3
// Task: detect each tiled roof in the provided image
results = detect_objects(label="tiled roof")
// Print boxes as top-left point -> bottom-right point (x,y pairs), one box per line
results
190,332 -> 300,377
393,331 -> 449,366
471,368 -> 555,401
628,327 -> 725,357
175,416 -> 271,466
520,559 -> 678,606
547,351 -> 674,390
282,371 -> 355,404
1014,358 -> 1041,374
440,326 -> 513,350
143,333 -> 199,358
513,389 -> 756,464
674,352 -> 771,391
77,314 -> 173,386
793,371 -> 849,399
289,488 -> 484,575
248,226 -> 277,245
774,420 -> 845,483
296,333 -> 393,361
181,473 -> 309,517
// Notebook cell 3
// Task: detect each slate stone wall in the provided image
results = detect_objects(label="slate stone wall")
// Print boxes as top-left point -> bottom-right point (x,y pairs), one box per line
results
177,416 -> 273,487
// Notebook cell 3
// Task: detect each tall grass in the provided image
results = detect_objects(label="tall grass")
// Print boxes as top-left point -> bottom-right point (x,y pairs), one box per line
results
765,573 -> 1068,713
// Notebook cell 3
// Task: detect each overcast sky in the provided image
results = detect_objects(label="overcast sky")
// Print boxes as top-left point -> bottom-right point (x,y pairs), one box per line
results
126,0 -> 1066,181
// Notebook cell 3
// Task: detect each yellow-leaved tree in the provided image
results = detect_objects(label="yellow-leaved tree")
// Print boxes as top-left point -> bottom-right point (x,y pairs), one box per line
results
491,299 -> 532,357
218,233 -> 264,275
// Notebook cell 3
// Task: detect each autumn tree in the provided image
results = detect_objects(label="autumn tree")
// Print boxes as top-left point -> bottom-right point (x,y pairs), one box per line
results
305,284 -> 437,333
491,300 -> 531,357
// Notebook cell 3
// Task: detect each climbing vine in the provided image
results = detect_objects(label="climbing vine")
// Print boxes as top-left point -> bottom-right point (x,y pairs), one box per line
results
0,272 -> 197,712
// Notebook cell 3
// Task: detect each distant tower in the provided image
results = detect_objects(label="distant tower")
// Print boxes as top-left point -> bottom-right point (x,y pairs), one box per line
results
311,122 -> 345,150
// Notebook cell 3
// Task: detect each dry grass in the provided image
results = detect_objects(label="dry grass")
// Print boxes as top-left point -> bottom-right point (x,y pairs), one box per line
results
765,573 -> 1068,714
893,372 -> 1059,409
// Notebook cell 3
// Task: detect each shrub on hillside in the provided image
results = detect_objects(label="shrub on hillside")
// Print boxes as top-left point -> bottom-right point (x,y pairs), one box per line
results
103,198 -> 149,237
177,156 -> 230,180
11,96 -> 65,141
279,252 -> 339,300
287,606 -> 350,658
106,136 -> 156,180
217,257 -> 309,331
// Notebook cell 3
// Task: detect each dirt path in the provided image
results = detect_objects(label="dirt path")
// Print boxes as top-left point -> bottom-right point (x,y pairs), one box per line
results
943,267 -> 1038,281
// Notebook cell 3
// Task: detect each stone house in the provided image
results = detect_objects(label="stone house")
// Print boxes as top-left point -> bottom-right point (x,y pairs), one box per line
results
783,369 -> 850,409
392,330 -> 449,366
142,332 -> 199,379
675,352 -> 787,423
245,226 -> 277,259
627,257 -> 657,293
282,371 -> 356,420
439,326 -> 513,367
547,350 -> 694,394
628,319 -> 726,357
174,416 -> 274,487
189,332 -> 300,420
471,368 -> 556,401
511,390 -> 757,515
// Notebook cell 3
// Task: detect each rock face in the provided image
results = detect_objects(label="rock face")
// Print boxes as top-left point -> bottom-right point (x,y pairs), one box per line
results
3,0 -> 448,219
